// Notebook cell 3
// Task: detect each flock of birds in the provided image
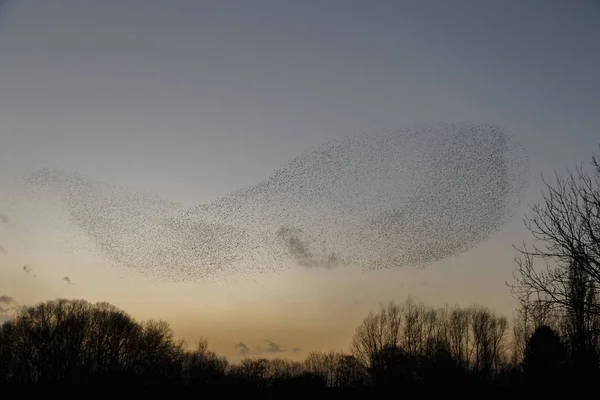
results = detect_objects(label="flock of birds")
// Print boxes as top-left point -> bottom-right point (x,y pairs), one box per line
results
20,123 -> 530,282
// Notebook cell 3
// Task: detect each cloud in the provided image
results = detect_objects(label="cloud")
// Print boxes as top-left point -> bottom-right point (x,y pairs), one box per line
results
235,340 -> 291,357
0,295 -> 14,304
235,342 -> 250,356
63,276 -> 74,285
264,340 -> 284,353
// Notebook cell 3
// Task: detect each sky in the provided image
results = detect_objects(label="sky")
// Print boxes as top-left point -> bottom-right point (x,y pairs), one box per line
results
0,0 -> 599,362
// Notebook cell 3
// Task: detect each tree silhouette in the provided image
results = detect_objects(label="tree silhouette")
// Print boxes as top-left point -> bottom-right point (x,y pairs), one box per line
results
181,337 -> 228,386
351,301 -> 402,374
511,149 -> 600,313
511,148 -> 600,380
0,299 -> 187,387
523,325 -> 567,389
1,295 -> 597,393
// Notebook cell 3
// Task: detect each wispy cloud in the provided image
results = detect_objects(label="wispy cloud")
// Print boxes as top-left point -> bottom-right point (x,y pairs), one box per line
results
264,340 -> 284,353
235,342 -> 250,356
235,340 -> 292,357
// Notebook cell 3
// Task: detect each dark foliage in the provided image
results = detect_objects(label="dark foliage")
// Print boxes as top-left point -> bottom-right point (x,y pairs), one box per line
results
0,297 -> 598,396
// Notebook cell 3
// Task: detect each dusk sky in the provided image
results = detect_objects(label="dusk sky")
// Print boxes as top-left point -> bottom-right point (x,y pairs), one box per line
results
0,0 -> 599,361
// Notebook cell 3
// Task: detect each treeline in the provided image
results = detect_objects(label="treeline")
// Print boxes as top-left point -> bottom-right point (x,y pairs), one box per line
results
0,295 -> 597,394
0,298 -> 329,390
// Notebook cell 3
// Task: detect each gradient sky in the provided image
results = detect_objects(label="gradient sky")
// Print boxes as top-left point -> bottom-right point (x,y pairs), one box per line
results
0,0 -> 599,361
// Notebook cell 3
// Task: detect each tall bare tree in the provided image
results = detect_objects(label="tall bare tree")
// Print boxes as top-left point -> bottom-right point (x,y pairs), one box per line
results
511,149 -> 600,314
511,148 -> 600,375
351,301 -> 402,370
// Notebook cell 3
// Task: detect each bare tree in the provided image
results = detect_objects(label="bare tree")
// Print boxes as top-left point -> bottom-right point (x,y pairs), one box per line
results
511,149 -> 600,315
489,314 -> 508,375
511,149 -> 600,375
0,299 -> 190,386
267,357 -> 304,381
512,305 -> 536,366
232,357 -> 269,386
351,301 -> 402,369
334,354 -> 368,388
181,337 -> 228,385
304,350 -> 340,386
402,297 -> 424,358
468,306 -> 509,379
448,306 -> 472,370
470,306 -> 492,376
